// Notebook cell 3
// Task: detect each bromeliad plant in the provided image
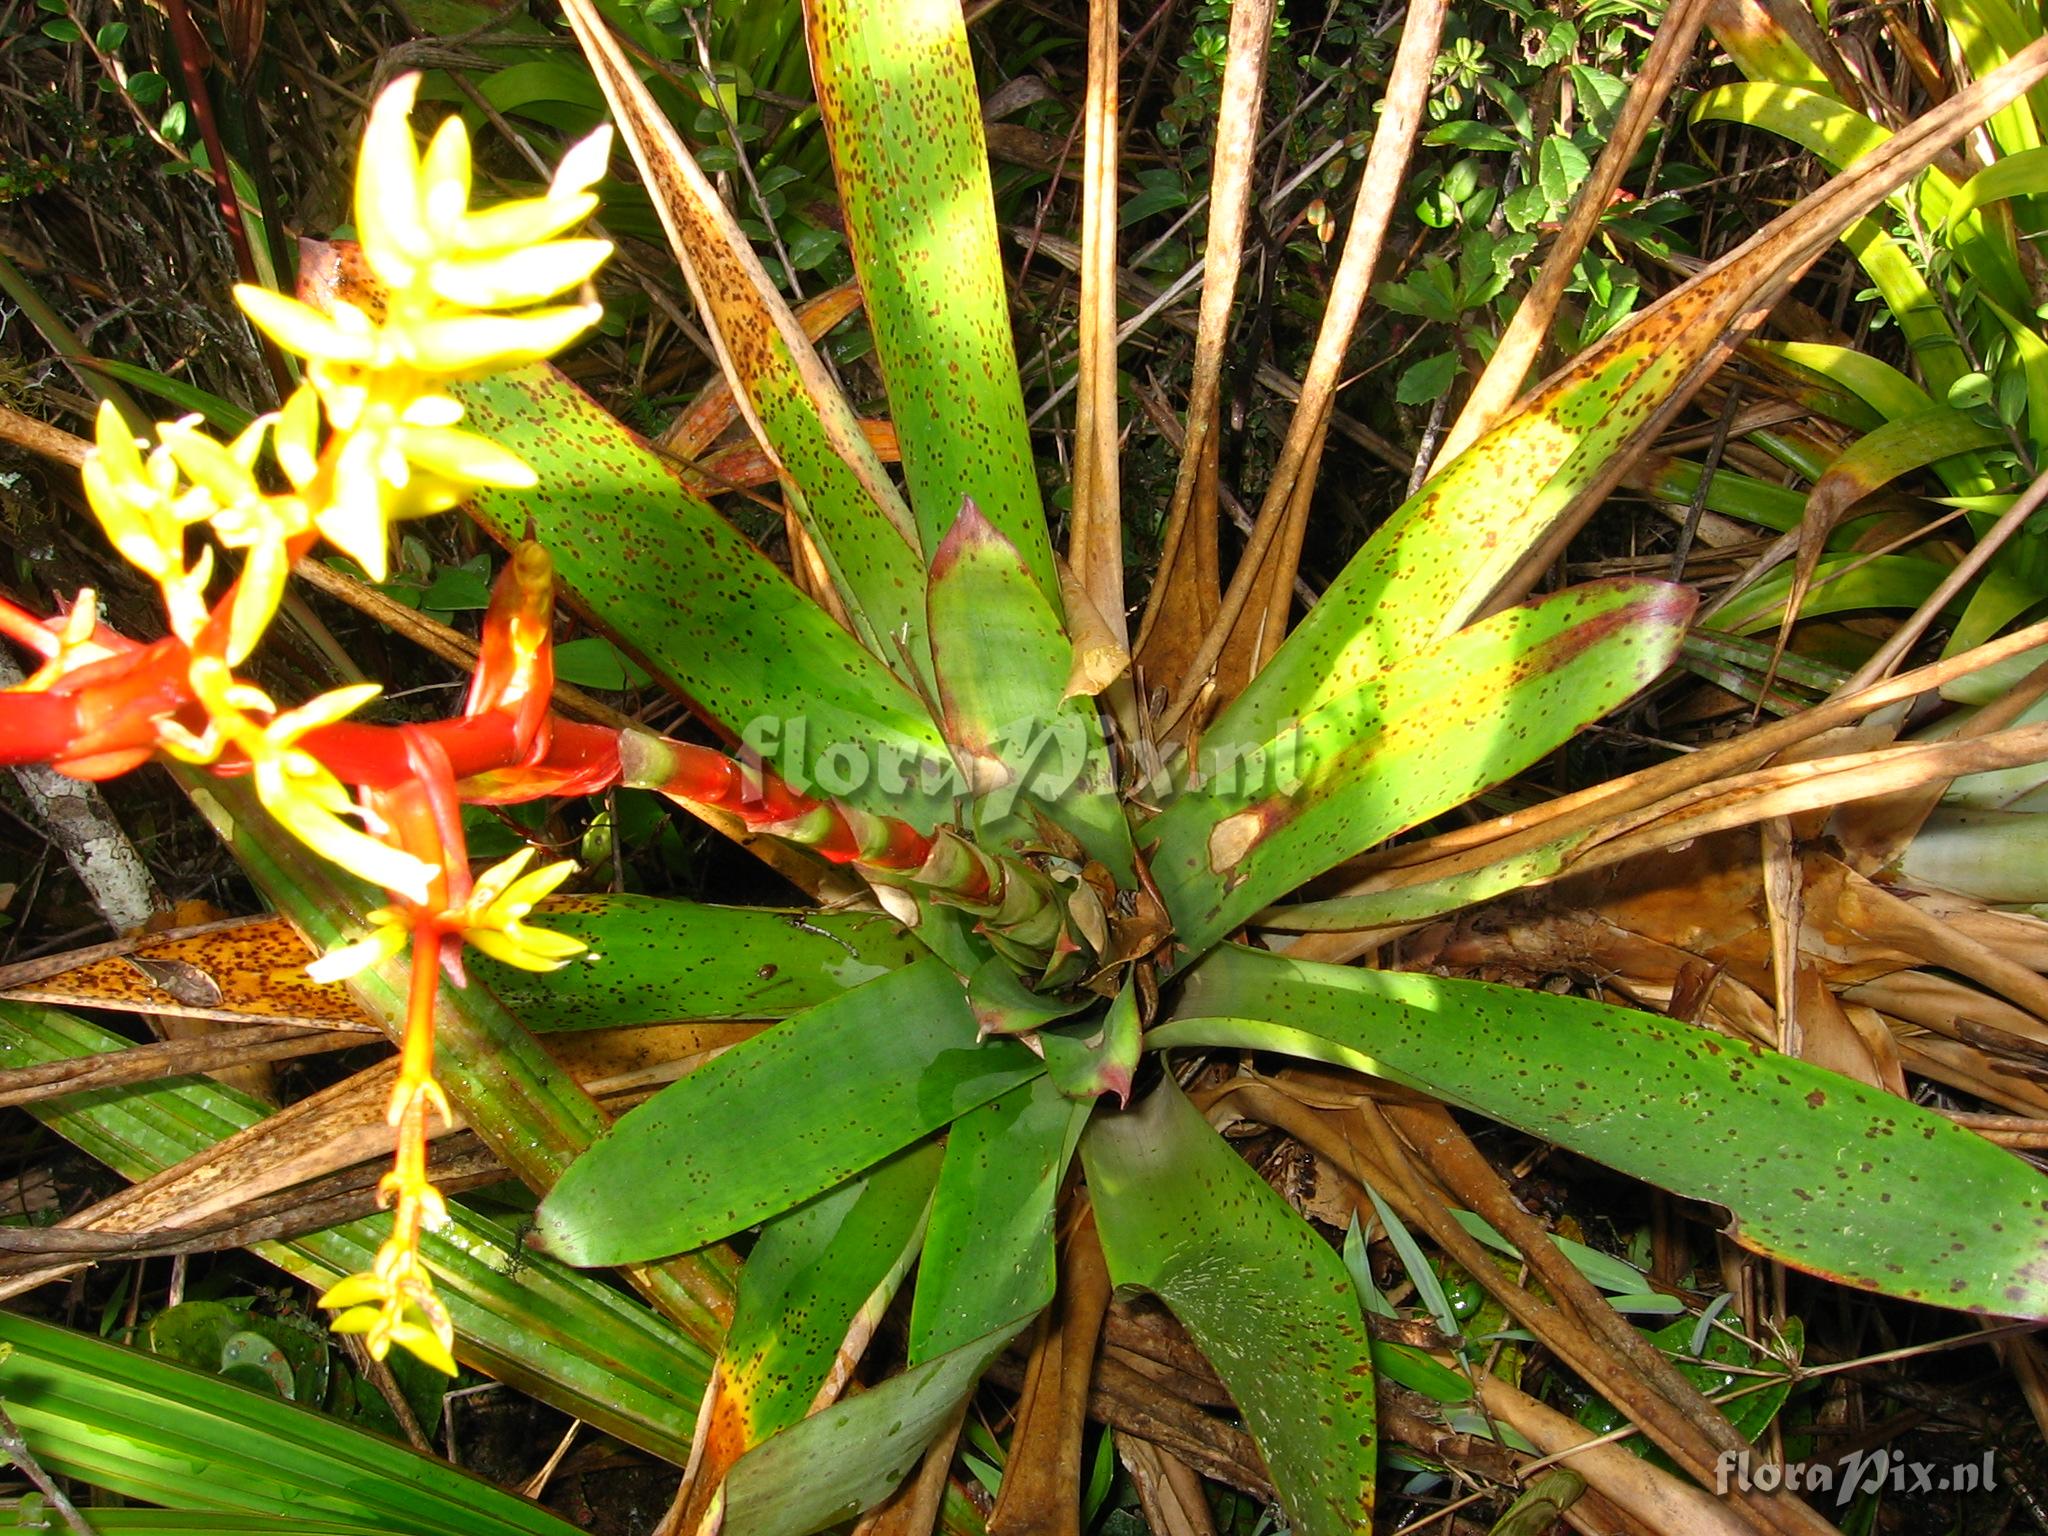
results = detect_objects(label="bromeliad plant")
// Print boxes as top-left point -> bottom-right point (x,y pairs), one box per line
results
14,4 -> 2048,1533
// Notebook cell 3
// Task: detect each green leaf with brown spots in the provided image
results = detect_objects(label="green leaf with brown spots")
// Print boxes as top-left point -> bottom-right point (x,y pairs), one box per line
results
909,1073 -> 1088,1362
473,896 -> 922,1030
533,958 -> 1044,1266
1148,580 -> 1694,957
926,500 -> 1133,875
1160,945 -> 2048,1318
1082,1078 -> 1377,1536
451,364 -> 953,829
926,499 -> 1070,799
689,1144 -> 943,1511
1202,41 -> 2048,764
803,0 -> 1055,594
559,0 -> 932,671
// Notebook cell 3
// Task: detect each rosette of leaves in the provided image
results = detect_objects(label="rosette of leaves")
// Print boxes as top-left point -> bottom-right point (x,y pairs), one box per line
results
470,6 -> 2047,1534
16,4 -> 2048,1535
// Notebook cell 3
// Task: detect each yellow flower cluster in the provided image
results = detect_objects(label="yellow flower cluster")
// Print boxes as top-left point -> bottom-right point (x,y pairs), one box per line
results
76,73 -> 615,910
321,1238 -> 458,1377
233,72 -> 612,583
307,847 -> 585,984
65,72 -> 618,1374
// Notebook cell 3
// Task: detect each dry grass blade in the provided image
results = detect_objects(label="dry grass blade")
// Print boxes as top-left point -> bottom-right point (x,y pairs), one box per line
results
0,1142 -> 502,1270
987,1206 -> 1111,1536
1844,464 -> 2048,693
1831,652 -> 2048,872
1128,0 -> 1273,709
1066,0 -> 1128,659
1431,0 -> 1715,471
0,1020 -> 750,1305
1115,1439 -> 1217,1536
0,1021 -> 376,1107
0,1062 -> 398,1305
1154,0 -> 1451,737
1383,1104 -> 1762,1472
1475,1376 -> 1756,1536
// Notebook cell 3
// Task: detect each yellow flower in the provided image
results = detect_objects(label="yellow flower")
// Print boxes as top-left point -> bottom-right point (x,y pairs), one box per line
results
159,413 -> 312,663
216,681 -> 440,904
306,907 -> 411,983
355,73 -> 614,306
320,1255 -> 457,1376
456,847 -> 585,971
79,403 -> 214,583
227,73 -> 611,588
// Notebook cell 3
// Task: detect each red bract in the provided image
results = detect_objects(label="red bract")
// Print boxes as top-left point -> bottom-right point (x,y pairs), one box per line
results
0,599 -> 200,781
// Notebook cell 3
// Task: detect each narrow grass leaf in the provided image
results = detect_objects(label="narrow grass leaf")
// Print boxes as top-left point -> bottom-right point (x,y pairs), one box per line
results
0,1311 -> 580,1536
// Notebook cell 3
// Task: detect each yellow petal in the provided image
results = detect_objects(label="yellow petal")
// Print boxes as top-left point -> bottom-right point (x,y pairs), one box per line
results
158,422 -> 249,504
81,458 -> 176,579
226,537 -> 288,665
551,124 -> 613,198
389,1319 -> 458,1376
255,762 -> 437,904
277,384 -> 324,487
306,923 -> 408,983
466,924 -> 584,971
396,425 -> 535,488
419,115 -> 473,232
90,399 -> 146,482
236,286 -> 376,365
356,73 -> 430,289
318,1271 -> 391,1309
317,434 -> 395,577
326,1304 -> 386,1336
496,856 -> 579,911
453,191 -> 598,254
160,548 -> 218,647
427,239 -> 612,309
466,846 -> 537,909
269,681 -> 383,740
400,392 -> 464,428
401,305 -> 602,374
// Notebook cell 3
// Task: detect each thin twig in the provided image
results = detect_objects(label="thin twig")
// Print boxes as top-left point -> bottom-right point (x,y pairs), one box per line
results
0,1396 -> 97,1536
